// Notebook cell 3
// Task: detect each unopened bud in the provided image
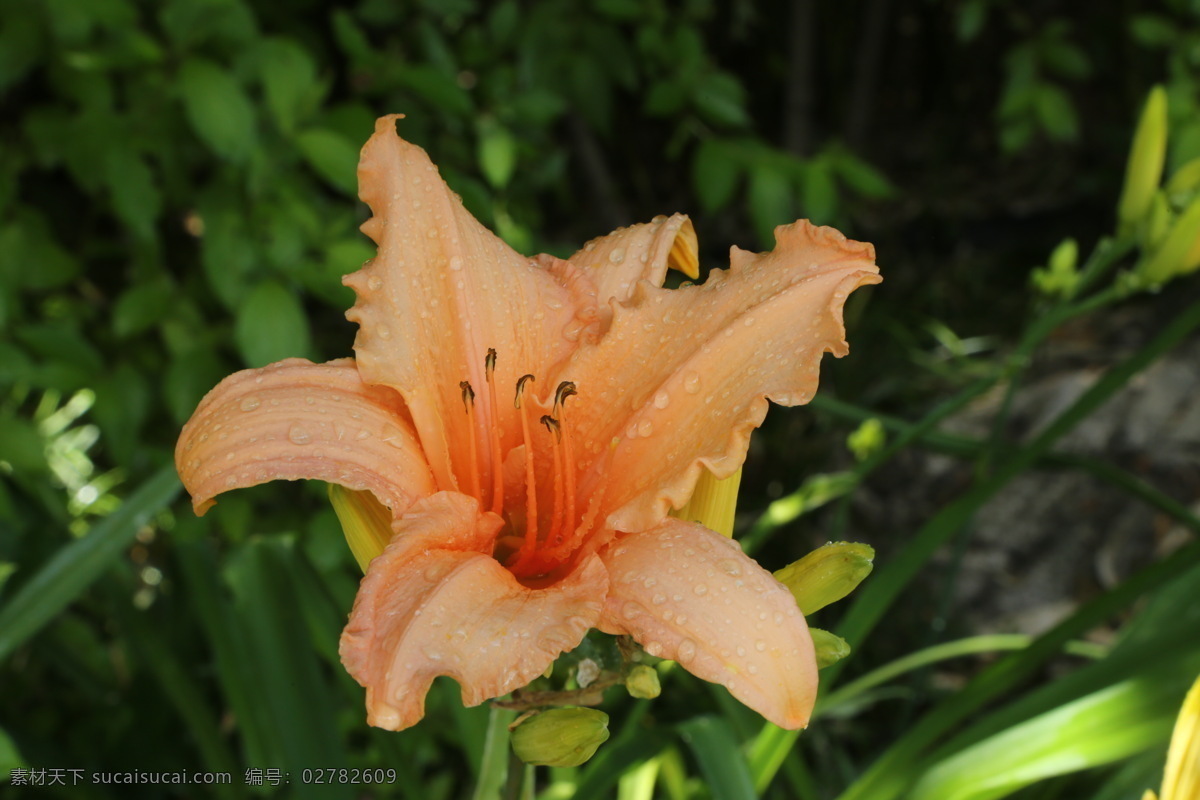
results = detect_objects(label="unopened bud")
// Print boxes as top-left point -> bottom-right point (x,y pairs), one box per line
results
1031,237 -> 1081,298
1139,194 -> 1200,285
625,664 -> 661,699
847,418 -> 886,462
1118,85 -> 1168,233
511,708 -> 610,767
328,484 -> 392,573
1166,157 -> 1200,199
1140,191 -> 1172,252
810,628 -> 851,669
774,542 -> 875,616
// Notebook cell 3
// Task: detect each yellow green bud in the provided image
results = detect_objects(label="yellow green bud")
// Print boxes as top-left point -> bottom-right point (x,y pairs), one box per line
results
1117,85 -> 1168,234
1031,237 -> 1082,298
1139,194 -> 1200,285
810,628 -> 851,670
1165,157 -> 1200,199
847,418 -> 886,462
673,465 -> 742,537
1141,191 -> 1173,252
510,708 -> 610,767
774,542 -> 875,616
625,664 -> 661,699
327,484 -> 392,573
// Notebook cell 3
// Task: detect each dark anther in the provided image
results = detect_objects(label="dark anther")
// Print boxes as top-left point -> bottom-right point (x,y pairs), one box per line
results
515,374 -> 535,408
485,348 -> 498,374
540,415 -> 562,439
459,380 -> 475,410
554,381 -> 578,410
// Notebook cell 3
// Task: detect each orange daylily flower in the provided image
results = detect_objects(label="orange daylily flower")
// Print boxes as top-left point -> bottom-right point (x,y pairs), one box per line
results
175,115 -> 881,732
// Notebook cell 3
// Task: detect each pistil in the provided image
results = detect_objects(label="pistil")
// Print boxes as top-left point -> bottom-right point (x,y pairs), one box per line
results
515,374 -> 538,560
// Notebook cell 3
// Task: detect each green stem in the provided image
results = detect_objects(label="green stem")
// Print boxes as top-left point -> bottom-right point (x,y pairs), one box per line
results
473,705 -> 518,800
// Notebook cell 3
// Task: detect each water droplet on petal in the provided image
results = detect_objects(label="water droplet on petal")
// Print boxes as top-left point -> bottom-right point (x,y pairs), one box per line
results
240,396 -> 261,412
609,247 -> 626,264
677,638 -> 697,663
683,370 -> 701,394
652,593 -> 666,605
288,425 -> 312,445
622,601 -> 644,620
637,419 -> 654,437
653,390 -> 670,409
377,325 -> 391,340
449,256 -> 463,271
718,559 -> 742,576
693,583 -> 708,596
424,561 -> 451,582
755,639 -> 766,652
367,275 -> 383,291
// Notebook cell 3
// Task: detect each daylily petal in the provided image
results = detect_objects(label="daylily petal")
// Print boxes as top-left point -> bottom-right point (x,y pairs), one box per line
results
561,220 -> 881,533
344,116 -> 589,494
597,518 -> 817,730
340,491 -> 608,730
175,358 -> 434,517
566,214 -> 699,317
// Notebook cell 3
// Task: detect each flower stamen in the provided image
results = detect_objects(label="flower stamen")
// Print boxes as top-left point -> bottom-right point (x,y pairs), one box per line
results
459,380 -> 482,502
514,374 -> 538,561
554,382 -> 578,551
484,348 -> 504,515
540,414 -> 565,545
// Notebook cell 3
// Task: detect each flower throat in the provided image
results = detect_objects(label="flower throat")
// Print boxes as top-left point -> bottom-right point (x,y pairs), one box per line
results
459,349 -> 589,580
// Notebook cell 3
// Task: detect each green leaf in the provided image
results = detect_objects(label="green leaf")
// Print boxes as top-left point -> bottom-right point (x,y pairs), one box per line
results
295,128 -> 358,195
104,147 -> 161,241
1034,84 -> 1079,142
956,0 -> 987,42
260,37 -> 320,133
831,149 -> 895,199
1130,14 -> 1176,48
748,164 -> 794,248
398,64 -> 473,117
112,280 -> 174,338
0,414 -> 46,473
477,118 -> 517,189
178,57 -> 257,163
0,214 -> 80,291
678,717 -> 756,800
0,465 -> 181,662
691,72 -> 750,129
0,723 -> 25,775
693,139 -> 742,213
234,281 -> 312,368
799,160 -> 838,224
908,660 -> 1195,800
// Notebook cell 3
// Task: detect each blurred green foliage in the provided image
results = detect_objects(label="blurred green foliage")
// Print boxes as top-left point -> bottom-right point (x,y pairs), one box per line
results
4,0 -> 1200,798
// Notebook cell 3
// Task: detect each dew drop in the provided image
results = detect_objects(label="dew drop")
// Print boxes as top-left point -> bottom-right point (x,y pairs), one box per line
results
288,424 -> 312,445
609,247 -> 626,264
644,640 -> 663,657
652,593 -> 666,605
424,562 -> 451,582
367,275 -> 384,291
755,639 -> 766,652
239,396 -> 261,412
377,325 -> 392,340
677,638 -> 697,663
718,559 -> 742,576
693,583 -> 708,597
637,419 -> 654,437
653,390 -> 670,409
622,601 -> 644,620
449,256 -> 463,271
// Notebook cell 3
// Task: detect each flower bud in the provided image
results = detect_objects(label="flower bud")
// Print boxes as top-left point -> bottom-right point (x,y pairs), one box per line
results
774,542 -> 875,615
810,628 -> 851,669
328,484 -> 392,572
1140,191 -> 1172,252
625,664 -> 661,699
1031,237 -> 1081,298
1117,85 -> 1168,234
511,708 -> 610,767
1166,157 -> 1200,199
847,418 -> 886,462
1139,194 -> 1200,285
